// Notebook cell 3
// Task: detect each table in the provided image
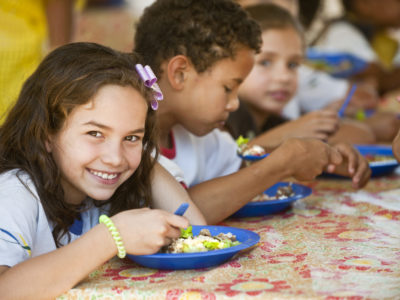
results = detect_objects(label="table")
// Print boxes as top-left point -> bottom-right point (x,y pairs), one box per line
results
58,174 -> 400,300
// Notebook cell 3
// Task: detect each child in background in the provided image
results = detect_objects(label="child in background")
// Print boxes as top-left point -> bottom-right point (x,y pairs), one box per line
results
304,0 -> 400,142
0,42 -> 206,299
134,0 -> 371,224
227,3 -> 376,150
313,0 -> 400,95
237,0 -> 380,124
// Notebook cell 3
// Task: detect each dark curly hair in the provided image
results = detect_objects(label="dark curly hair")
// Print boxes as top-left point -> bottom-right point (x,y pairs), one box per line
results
134,0 -> 262,77
0,42 -> 159,247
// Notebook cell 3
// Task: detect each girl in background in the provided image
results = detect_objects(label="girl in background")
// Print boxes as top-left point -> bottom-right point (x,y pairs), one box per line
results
227,3 -> 376,150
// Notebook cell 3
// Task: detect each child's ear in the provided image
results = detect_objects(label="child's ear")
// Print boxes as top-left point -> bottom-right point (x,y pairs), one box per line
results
166,55 -> 191,90
45,136 -> 53,153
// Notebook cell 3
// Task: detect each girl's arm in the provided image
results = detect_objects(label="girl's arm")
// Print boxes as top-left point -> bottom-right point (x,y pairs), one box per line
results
151,162 -> 207,225
0,222 -> 117,300
0,208 -> 188,299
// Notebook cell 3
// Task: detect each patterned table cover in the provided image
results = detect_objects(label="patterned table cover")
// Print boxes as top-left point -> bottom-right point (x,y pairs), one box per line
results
59,174 -> 400,300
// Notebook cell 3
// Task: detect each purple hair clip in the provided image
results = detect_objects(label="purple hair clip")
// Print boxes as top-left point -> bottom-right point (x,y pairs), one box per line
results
135,64 -> 163,110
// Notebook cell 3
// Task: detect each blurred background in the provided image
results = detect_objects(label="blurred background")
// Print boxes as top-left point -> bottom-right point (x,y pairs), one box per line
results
73,0 -> 343,52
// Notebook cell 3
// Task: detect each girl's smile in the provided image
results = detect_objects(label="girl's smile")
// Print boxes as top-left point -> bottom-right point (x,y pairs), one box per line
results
88,168 -> 121,184
46,84 -> 148,205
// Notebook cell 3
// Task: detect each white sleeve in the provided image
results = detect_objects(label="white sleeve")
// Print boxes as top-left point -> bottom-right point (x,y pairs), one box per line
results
282,96 -> 301,120
316,21 -> 377,63
201,129 -> 242,180
0,172 -> 40,267
295,65 -> 349,112
157,154 -> 186,184
172,126 -> 242,187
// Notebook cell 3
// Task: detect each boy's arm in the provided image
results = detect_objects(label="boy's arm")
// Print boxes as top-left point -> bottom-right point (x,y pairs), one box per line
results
188,138 -> 342,224
151,162 -> 207,225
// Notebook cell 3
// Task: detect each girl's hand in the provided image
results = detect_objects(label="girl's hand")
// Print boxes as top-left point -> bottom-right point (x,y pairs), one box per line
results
271,138 -> 342,181
112,208 -> 189,255
290,109 -> 340,140
329,143 -> 371,188
285,110 -> 340,140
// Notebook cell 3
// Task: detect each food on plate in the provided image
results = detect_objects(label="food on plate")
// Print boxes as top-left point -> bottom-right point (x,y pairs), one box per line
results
364,154 -> 396,163
305,59 -> 352,74
236,135 -> 266,157
162,226 -> 241,253
251,184 -> 295,202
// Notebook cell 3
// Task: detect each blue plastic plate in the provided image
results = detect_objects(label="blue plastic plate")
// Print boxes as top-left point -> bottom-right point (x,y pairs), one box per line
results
306,48 -> 367,78
231,182 -> 312,218
238,153 -> 269,161
355,144 -> 399,177
127,225 -> 260,270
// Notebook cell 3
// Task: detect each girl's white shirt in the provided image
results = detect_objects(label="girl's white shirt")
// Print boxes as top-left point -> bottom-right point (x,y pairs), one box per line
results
0,169 -> 106,267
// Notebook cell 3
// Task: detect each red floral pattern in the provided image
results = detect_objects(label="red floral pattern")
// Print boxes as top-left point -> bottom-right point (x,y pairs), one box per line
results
59,176 -> 400,299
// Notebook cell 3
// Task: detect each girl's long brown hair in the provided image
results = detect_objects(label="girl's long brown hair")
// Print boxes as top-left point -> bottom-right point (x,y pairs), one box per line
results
0,42 -> 159,246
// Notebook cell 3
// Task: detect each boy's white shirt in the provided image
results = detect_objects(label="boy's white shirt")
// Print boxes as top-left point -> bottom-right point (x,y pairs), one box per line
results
157,125 -> 242,187
282,65 -> 349,119
0,169 -> 105,267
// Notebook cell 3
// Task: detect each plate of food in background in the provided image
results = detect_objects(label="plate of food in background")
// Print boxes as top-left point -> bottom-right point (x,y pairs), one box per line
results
127,225 -> 260,270
231,182 -> 312,218
355,144 -> 399,177
305,48 -> 367,78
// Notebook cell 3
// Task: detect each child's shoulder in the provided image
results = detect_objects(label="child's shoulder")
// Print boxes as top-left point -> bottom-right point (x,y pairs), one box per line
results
173,125 -> 237,152
0,169 -> 34,187
0,169 -> 39,202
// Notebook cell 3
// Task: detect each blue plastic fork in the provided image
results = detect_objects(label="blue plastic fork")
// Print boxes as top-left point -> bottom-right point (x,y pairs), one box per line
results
338,84 -> 357,118
174,203 -> 189,216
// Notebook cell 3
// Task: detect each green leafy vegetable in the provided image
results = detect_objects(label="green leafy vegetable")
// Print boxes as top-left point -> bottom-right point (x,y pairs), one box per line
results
236,135 -> 249,147
202,241 -> 220,250
180,226 -> 193,238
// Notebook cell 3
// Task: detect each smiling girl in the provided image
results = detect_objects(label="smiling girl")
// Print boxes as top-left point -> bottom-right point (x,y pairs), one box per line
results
0,42 -> 205,299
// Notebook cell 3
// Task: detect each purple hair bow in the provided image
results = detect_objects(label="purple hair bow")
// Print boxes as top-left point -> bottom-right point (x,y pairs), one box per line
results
135,64 -> 163,110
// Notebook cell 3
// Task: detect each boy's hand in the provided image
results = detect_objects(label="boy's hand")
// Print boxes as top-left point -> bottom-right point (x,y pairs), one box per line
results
272,138 -> 342,181
328,142 -> 371,188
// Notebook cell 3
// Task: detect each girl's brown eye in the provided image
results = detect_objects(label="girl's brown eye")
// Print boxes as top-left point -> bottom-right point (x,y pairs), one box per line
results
88,131 -> 102,138
125,135 -> 139,142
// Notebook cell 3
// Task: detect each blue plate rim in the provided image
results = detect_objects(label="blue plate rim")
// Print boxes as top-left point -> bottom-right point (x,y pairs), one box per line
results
238,153 -> 269,161
239,182 -> 312,208
354,144 -> 399,168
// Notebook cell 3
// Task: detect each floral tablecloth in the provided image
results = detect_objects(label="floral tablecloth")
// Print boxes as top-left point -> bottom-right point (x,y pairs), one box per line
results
59,174 -> 400,300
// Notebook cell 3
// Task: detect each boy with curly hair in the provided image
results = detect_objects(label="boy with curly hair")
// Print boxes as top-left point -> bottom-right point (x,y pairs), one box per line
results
134,0 -> 371,224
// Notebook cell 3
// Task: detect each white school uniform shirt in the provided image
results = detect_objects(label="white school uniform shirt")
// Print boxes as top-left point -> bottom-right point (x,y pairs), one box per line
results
282,65 -> 349,120
0,169 -> 106,267
158,125 -> 242,187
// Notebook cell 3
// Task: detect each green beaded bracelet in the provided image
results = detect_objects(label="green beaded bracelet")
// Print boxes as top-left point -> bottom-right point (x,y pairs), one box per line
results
99,215 -> 126,259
